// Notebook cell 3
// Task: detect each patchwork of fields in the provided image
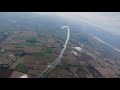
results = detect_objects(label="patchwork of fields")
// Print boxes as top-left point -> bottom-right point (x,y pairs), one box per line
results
0,30 -> 62,78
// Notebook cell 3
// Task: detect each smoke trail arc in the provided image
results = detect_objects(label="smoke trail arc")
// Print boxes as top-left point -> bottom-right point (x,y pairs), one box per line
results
39,26 -> 70,78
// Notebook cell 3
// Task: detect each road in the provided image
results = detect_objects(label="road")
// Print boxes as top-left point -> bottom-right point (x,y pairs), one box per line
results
39,26 -> 70,78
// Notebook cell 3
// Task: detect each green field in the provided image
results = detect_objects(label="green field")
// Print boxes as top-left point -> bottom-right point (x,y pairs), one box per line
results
31,51 -> 46,57
31,48 -> 54,56
26,38 -> 37,43
15,63 -> 29,73
12,42 -> 41,47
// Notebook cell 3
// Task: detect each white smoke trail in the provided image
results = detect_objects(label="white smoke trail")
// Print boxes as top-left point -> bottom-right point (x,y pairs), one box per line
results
39,26 -> 70,78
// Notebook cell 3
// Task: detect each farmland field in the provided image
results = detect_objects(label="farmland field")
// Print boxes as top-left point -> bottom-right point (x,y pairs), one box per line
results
0,12 -> 120,78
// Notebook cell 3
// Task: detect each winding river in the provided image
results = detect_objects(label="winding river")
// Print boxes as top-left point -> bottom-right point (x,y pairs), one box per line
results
39,26 -> 70,78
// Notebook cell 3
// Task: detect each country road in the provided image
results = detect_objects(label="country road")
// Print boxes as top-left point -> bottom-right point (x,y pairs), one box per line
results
39,26 -> 70,78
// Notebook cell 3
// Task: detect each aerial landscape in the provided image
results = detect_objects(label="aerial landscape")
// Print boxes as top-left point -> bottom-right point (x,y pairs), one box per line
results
0,12 -> 120,78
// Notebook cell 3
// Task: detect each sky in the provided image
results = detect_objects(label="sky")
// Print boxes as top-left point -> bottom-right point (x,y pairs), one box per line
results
35,12 -> 120,35
55,12 -> 120,35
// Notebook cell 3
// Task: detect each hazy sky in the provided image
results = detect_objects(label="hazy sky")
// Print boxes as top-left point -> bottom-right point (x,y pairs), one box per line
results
35,12 -> 120,35
55,12 -> 120,35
